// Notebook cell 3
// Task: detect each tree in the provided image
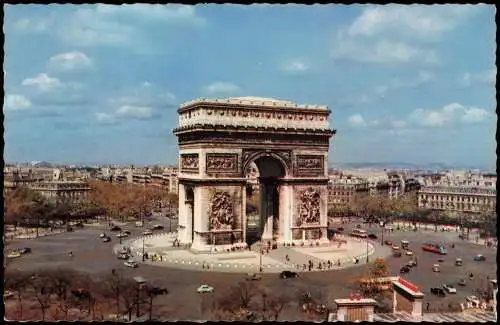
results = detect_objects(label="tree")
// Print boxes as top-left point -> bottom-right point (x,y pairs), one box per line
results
5,269 -> 33,320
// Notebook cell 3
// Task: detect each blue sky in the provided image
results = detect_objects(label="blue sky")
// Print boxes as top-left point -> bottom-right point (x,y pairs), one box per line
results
4,4 -> 496,170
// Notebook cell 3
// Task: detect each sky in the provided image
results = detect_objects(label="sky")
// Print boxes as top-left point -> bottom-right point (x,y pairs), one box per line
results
3,4 -> 497,170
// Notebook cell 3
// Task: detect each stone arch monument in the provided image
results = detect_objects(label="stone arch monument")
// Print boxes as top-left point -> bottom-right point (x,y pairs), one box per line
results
173,96 -> 336,251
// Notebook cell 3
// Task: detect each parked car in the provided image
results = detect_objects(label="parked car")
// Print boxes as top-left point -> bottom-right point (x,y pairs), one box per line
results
400,266 -> 410,274
442,284 -> 457,294
368,233 -> 378,239
7,251 -> 21,259
103,236 -> 111,242
431,288 -> 446,297
152,225 -> 164,230
473,254 -> 486,262
19,247 -> 32,254
246,273 -> 262,281
280,271 -> 298,279
197,285 -> 214,293
124,260 -> 138,268
110,226 -> 122,232
142,230 -> 153,236
4,290 -> 15,299
458,279 -> 466,286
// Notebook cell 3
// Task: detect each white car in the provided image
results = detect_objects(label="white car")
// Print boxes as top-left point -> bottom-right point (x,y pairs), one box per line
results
142,230 -> 153,236
196,285 -> 214,294
124,260 -> 138,268
116,232 -> 129,238
405,250 -> 413,256
99,233 -> 106,238
443,284 -> 457,294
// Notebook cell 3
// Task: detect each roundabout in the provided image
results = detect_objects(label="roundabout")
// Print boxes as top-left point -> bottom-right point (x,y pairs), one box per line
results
116,232 -> 388,273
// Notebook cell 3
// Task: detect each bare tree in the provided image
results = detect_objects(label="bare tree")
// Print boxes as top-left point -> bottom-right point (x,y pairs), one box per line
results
5,270 -> 33,320
27,272 -> 54,321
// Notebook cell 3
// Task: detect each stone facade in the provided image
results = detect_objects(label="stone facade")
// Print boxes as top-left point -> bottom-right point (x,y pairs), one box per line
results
174,97 -> 335,251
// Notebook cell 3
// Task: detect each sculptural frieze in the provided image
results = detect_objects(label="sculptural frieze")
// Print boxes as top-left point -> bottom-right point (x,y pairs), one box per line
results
180,154 -> 199,172
209,192 -> 234,230
296,187 -> 321,226
206,154 -> 238,173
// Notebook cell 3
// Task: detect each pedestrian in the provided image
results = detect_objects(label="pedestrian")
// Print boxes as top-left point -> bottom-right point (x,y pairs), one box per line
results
426,302 -> 430,312
202,262 -> 205,269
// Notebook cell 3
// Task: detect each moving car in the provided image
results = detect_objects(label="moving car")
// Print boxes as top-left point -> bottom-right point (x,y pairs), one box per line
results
116,232 -> 129,238
103,236 -> 111,242
407,260 -> 417,267
393,251 -> 402,258
458,279 -> 466,286
384,240 -> 393,246
152,225 -> 164,230
455,258 -> 463,266
110,226 -> 122,232
142,230 -> 153,236
442,284 -> 457,294
99,233 -> 106,238
280,271 -> 298,279
432,264 -> 440,272
122,230 -> 131,235
401,240 -> 409,250
368,233 -> 378,239
148,286 -> 168,295
336,227 -> 344,232
399,266 -> 410,274
405,250 -> 413,256
124,259 -> 138,268
117,253 -> 130,260
19,247 -> 32,254
473,254 -> 486,262
246,273 -> 262,281
431,288 -> 446,297
392,245 -> 400,250
7,251 -> 22,259
197,285 -> 214,293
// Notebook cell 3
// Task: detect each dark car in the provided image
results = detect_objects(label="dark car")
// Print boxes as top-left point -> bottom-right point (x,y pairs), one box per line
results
368,233 -> 378,240
384,240 -> 393,246
458,279 -> 466,286
337,227 -> 344,232
473,254 -> 486,262
400,266 -> 410,274
148,286 -> 168,295
280,271 -> 298,279
152,225 -> 164,230
122,230 -> 131,235
110,226 -> 122,232
66,226 -> 74,232
431,288 -> 446,297
19,247 -> 32,254
103,236 -> 111,242
356,224 -> 362,229
393,251 -> 402,258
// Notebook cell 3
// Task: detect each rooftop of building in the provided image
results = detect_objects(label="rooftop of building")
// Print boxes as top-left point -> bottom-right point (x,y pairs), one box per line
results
179,96 -> 329,110
373,310 -> 496,323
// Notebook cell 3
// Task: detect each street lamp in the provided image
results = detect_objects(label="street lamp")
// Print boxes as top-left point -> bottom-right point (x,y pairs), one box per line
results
142,236 -> 145,262
259,240 -> 263,272
366,239 -> 369,263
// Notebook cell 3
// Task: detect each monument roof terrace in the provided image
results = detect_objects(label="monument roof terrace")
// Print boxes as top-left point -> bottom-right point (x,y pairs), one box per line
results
176,96 -> 332,132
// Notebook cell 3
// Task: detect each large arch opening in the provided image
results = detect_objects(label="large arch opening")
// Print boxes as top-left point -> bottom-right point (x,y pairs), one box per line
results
244,155 -> 286,246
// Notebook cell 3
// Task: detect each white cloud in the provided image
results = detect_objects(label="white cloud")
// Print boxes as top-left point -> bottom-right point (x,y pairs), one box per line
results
461,68 -> 496,87
142,81 -> 153,87
283,59 -> 309,73
375,70 -> 434,96
332,37 -> 438,65
204,82 -> 241,95
48,51 -> 93,72
348,114 -> 367,127
347,4 -> 479,40
22,73 -> 64,92
95,112 -> 117,124
409,102 -> 490,127
13,17 -> 53,33
4,94 -> 33,111
115,105 -> 155,120
391,120 -> 407,129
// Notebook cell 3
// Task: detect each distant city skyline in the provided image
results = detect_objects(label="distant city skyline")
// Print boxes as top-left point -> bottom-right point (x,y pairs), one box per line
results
4,4 -> 496,171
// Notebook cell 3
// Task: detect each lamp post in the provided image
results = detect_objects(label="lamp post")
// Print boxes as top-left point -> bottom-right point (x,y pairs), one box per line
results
142,236 -> 145,262
366,239 -> 369,263
259,240 -> 263,272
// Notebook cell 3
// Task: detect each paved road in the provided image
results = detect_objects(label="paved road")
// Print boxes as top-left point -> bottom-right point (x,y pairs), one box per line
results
5,217 -> 496,320
333,220 -> 497,311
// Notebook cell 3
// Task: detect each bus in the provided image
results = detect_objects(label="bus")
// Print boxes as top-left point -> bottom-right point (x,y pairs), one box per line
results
350,229 -> 368,238
422,242 -> 447,255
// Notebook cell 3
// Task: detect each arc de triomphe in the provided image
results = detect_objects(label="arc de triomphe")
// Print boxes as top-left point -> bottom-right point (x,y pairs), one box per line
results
173,96 -> 336,252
